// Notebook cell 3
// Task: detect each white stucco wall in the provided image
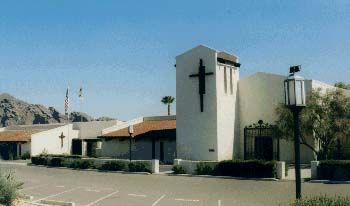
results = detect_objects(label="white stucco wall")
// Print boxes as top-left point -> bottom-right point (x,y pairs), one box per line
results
238,72 -> 287,160
73,120 -> 120,139
21,142 -> 31,155
176,45 -> 219,161
216,63 -> 240,161
31,124 -> 79,156
237,72 -> 338,163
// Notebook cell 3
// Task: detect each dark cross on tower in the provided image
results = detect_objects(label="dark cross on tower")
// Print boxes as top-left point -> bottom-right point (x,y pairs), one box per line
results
59,132 -> 65,148
189,59 -> 214,112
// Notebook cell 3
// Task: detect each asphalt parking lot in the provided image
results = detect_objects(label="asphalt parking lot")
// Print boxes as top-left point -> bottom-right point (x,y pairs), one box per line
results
2,162 -> 350,206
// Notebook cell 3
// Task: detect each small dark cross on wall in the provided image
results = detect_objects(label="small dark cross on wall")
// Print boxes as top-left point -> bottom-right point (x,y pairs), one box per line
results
59,132 -> 65,148
189,59 -> 214,112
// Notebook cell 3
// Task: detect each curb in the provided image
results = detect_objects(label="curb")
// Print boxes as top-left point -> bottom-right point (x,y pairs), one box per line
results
309,179 -> 350,184
0,161 -> 29,166
168,174 -> 279,181
28,164 -> 151,175
17,200 -> 48,206
40,199 -> 75,206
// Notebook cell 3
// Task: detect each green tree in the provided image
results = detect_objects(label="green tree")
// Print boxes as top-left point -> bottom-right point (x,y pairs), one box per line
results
275,89 -> 350,160
335,82 -> 350,90
161,96 -> 175,116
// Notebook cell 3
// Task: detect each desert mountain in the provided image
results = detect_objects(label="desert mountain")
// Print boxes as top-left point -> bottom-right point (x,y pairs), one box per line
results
0,93 -> 113,127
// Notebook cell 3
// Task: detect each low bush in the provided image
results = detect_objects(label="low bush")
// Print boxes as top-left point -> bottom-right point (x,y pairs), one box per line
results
196,162 -> 215,175
0,171 -> 23,206
77,160 -> 95,169
67,161 -> 80,169
31,156 -> 48,165
100,161 -> 127,171
128,161 -> 150,173
49,158 -> 64,167
318,160 -> 350,180
289,195 -> 350,206
172,165 -> 186,174
21,152 -> 31,160
213,160 -> 277,178
66,160 -> 95,169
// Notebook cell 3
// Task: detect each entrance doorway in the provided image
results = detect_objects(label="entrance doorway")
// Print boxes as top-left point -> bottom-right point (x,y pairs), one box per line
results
254,137 -> 273,160
86,142 -> 97,157
160,142 -> 164,162
0,142 -> 17,160
72,139 -> 82,155
244,120 -> 280,160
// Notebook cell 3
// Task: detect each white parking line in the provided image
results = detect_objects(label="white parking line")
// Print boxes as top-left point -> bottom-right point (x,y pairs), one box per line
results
218,199 -> 221,206
128,193 -> 147,198
84,190 -> 119,206
152,195 -> 165,206
175,198 -> 200,202
32,187 -> 80,203
86,189 -> 101,192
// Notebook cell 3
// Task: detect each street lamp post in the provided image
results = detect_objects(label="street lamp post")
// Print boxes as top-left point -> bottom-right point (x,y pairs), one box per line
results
284,65 -> 306,200
128,125 -> 134,161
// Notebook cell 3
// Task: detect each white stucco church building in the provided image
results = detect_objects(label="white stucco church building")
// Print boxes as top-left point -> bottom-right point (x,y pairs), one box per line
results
176,45 -> 341,163
1,45 -> 345,164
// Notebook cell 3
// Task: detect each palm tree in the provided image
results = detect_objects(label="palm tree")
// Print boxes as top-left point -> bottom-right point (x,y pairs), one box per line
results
161,96 -> 175,116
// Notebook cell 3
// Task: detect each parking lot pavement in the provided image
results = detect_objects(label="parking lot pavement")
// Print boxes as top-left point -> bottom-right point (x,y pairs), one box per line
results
2,163 -> 350,206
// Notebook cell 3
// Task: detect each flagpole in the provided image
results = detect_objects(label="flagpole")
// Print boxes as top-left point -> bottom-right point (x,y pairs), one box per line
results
79,87 -> 83,122
65,87 -> 70,154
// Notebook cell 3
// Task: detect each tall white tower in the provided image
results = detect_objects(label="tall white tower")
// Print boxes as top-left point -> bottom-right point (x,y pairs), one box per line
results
176,45 -> 240,161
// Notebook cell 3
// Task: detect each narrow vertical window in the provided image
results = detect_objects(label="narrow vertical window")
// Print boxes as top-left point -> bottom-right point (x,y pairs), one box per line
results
224,67 -> 227,94
230,68 -> 233,95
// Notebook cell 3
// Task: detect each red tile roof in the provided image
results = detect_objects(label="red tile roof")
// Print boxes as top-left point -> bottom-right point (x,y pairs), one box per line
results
100,120 -> 176,139
0,130 -> 46,142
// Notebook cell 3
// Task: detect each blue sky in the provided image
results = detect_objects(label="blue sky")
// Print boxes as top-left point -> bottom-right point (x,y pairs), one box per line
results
0,0 -> 349,120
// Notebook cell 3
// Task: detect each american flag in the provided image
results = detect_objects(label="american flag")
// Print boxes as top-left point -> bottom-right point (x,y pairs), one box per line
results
65,88 -> 69,115
79,87 -> 83,100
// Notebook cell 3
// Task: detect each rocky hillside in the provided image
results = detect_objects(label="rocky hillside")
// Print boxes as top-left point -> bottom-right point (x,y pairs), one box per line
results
69,111 -> 94,122
0,93 -> 112,127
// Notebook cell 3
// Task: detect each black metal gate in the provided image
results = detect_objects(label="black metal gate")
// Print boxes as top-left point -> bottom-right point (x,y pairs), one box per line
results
244,120 -> 280,160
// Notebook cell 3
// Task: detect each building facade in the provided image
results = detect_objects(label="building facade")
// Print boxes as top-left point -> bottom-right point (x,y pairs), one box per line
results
176,45 -> 240,161
176,45 -> 348,164
2,44 -> 348,164
99,116 -> 176,164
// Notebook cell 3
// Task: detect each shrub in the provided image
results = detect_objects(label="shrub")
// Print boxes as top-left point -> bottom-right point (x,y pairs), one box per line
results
128,161 -> 150,172
100,161 -> 126,171
172,165 -> 186,174
66,160 -> 95,169
49,158 -> 64,167
213,160 -> 277,178
0,171 -> 23,206
67,161 -> 80,169
290,195 -> 350,206
31,156 -> 48,165
196,162 -> 214,175
77,160 -> 95,169
318,160 -> 350,180
21,152 -> 31,160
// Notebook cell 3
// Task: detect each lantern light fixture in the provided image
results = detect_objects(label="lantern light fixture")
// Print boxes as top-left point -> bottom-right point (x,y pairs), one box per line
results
284,65 -> 306,108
